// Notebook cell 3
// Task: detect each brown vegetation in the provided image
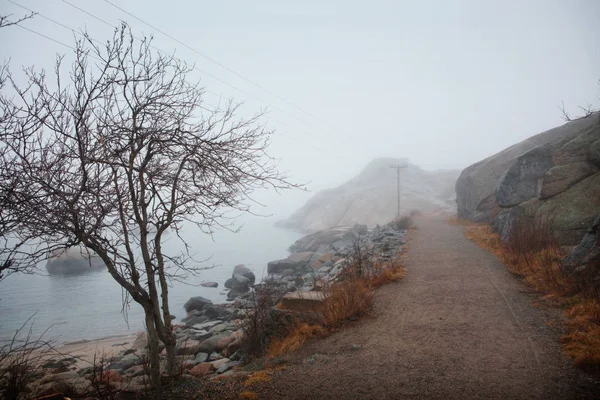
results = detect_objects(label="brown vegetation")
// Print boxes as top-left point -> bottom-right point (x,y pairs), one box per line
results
464,218 -> 600,369
391,216 -> 414,230
265,256 -> 406,359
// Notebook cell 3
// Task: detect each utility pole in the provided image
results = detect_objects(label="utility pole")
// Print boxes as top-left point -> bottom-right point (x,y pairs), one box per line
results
389,164 -> 408,220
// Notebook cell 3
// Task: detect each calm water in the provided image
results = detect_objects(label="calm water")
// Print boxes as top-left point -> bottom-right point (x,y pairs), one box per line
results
0,216 -> 300,344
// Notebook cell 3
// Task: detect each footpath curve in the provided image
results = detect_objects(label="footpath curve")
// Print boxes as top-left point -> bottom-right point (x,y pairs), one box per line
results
258,216 -> 599,399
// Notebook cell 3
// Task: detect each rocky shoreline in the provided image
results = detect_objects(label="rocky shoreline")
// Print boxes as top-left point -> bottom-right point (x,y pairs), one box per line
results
33,222 -> 407,396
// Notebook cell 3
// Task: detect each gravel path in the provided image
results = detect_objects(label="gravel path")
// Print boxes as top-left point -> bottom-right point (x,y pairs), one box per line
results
257,216 -> 599,399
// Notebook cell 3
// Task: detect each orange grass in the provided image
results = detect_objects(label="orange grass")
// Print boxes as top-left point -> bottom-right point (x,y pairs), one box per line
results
267,323 -> 327,358
267,259 -> 406,357
465,222 -> 600,369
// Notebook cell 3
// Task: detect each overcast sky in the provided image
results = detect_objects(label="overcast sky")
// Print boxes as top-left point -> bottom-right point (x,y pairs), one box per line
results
1,0 -> 599,216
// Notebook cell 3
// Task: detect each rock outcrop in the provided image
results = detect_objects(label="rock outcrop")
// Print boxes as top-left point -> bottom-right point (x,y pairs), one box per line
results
456,113 -> 600,226
279,158 -> 459,232
456,112 -> 600,282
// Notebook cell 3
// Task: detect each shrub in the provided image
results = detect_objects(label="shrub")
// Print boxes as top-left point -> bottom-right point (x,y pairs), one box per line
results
345,235 -> 375,277
240,281 -> 282,358
0,317 -> 57,400
409,209 -> 422,217
391,216 -> 413,231
320,276 -> 374,328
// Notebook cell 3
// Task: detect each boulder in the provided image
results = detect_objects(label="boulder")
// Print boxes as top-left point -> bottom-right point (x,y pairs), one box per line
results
211,358 -> 231,369
109,354 -> 139,371
456,113 -> 599,222
45,247 -> 105,275
457,112 -> 600,247
216,360 -> 240,374
224,278 -> 234,289
177,340 -> 203,356
233,264 -> 256,284
203,306 -> 220,319
195,352 -> 209,363
268,252 -> 314,274
277,290 -> 326,312
201,281 -> 219,288
189,362 -> 214,377
196,334 -> 228,354
184,296 -> 213,313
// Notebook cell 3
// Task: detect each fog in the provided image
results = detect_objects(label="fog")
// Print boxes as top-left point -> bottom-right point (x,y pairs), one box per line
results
1,0 -> 599,218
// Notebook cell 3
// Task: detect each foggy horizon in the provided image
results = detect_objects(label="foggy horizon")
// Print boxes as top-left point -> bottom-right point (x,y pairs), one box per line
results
1,0 -> 599,216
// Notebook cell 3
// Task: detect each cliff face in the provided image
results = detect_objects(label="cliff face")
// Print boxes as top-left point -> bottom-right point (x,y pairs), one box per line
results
280,158 -> 459,233
455,112 -> 600,281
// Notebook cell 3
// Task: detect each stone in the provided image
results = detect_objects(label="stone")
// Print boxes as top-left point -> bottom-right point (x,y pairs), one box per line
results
189,362 -> 214,377
195,352 -> 209,363
184,296 -> 213,313
124,365 -> 146,377
131,332 -> 148,350
268,252 -> 314,274
201,281 -> 219,288
196,334 -> 228,354
216,361 -> 240,374
185,315 -> 209,327
277,290 -> 326,312
191,320 -> 221,331
216,335 -> 235,351
231,274 -> 250,290
177,339 -> 203,356
233,264 -> 256,284
211,358 -> 231,369
540,162 -> 598,200
562,214 -> 600,280
224,278 -> 234,289
109,354 -> 139,371
495,146 -> 554,208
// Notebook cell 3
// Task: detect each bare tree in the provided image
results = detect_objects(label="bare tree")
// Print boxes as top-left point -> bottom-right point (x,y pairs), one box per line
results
0,12 -> 35,29
0,24 -> 299,385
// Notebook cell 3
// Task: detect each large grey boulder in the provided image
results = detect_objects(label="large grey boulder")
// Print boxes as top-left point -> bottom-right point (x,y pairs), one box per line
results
45,247 -> 105,275
267,251 -> 314,274
456,113 -> 600,222
457,112 -> 600,247
184,296 -> 213,313
232,264 -> 256,285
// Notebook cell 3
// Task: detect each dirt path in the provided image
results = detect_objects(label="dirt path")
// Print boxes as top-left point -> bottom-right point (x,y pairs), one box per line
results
257,216 -> 599,399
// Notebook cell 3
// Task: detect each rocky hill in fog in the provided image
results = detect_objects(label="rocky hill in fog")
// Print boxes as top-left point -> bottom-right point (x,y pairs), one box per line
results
278,158 -> 459,232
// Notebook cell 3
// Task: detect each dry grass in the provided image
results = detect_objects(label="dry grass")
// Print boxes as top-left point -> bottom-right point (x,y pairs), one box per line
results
240,390 -> 259,399
447,215 -> 473,226
368,258 -> 406,288
320,277 -> 374,328
267,324 -> 327,358
266,257 -> 406,358
464,220 -> 600,369
244,371 -> 271,387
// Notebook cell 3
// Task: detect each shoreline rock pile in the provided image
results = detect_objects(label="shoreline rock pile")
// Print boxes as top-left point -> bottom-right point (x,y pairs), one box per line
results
34,222 -> 407,395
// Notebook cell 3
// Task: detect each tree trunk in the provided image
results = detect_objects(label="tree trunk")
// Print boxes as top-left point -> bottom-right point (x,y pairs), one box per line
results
144,310 -> 161,387
163,332 -> 177,376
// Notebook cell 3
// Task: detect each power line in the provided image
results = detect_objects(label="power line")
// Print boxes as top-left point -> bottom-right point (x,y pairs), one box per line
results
101,0 -> 324,123
5,13 -> 349,162
59,0 -> 327,135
